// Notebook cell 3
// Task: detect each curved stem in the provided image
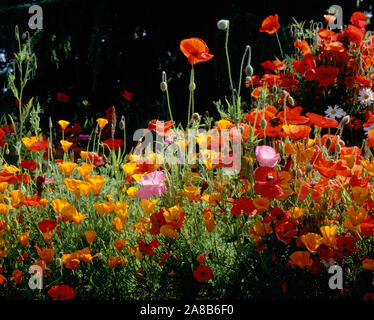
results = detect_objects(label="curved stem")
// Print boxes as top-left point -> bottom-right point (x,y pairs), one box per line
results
225,25 -> 235,109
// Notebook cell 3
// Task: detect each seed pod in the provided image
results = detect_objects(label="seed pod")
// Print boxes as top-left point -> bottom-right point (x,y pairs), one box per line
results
217,19 -> 229,31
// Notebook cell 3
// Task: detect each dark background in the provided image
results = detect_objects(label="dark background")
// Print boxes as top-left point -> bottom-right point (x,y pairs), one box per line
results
0,0 -> 370,143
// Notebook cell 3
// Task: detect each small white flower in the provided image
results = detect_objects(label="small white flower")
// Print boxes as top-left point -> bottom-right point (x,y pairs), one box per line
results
358,87 -> 374,106
324,105 -> 346,119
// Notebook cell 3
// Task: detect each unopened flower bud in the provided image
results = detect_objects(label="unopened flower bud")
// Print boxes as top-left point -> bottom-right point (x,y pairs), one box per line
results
341,115 -> 350,125
306,163 -> 313,173
189,82 -> 196,92
245,65 -> 253,77
192,113 -> 200,120
217,19 -> 229,31
260,119 -> 267,129
160,81 -> 168,92
49,117 -> 53,129
335,143 -> 341,153
325,137 -> 332,149
5,148 -> 9,155
287,95 -> 295,106
119,116 -> 125,130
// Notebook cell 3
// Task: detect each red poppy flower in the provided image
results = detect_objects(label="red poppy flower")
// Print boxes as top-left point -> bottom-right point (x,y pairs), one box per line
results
0,275 -> 5,285
70,123 -> 82,135
120,90 -> 134,101
147,119 -> 175,137
283,125 -> 311,141
254,166 -> 284,199
48,284 -> 75,300
293,54 -> 316,79
294,39 -> 311,55
231,196 -> 255,215
150,208 -> 167,235
56,93 -> 70,103
350,12 -> 368,28
2,125 -> 14,133
38,219 -> 58,233
180,38 -> 214,65
336,235 -> 357,258
314,65 -> 339,87
306,113 -> 338,128
193,265 -> 213,282
138,238 -> 159,256
259,14 -> 280,34
102,138 -> 124,151
261,60 -> 285,71
19,160 -> 38,171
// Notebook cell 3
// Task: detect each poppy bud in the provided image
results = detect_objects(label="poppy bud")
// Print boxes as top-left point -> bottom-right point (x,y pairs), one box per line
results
245,76 -> 251,83
49,117 -> 53,129
119,116 -> 126,130
245,65 -> 253,77
335,143 -> 341,153
200,181 -> 209,195
217,19 -> 229,31
160,81 -> 168,92
260,119 -> 267,129
5,148 -> 9,155
189,82 -> 196,92
205,111 -> 210,119
287,96 -> 295,106
341,115 -> 350,125
306,163 -> 313,173
325,137 -> 332,149
192,113 -> 200,120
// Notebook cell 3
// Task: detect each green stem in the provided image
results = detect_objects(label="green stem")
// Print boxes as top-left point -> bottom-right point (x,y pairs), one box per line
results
275,30 -> 284,59
225,25 -> 235,109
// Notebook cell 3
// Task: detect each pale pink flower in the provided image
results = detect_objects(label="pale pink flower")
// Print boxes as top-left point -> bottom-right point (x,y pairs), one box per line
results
136,171 -> 167,199
255,145 -> 280,168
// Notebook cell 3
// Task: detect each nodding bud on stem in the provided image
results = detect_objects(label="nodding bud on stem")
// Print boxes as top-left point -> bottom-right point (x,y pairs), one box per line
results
160,81 -> 168,92
217,19 -> 229,31
325,137 -> 332,149
119,116 -> 126,130
245,65 -> 253,77
189,82 -> 196,92
342,115 -> 350,125
287,96 -> 295,106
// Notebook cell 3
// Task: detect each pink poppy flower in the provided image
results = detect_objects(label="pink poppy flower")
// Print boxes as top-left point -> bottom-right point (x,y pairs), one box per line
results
136,171 -> 167,199
255,145 -> 280,167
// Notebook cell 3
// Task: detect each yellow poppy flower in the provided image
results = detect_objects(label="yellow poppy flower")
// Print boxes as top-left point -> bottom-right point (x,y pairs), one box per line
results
96,118 -> 109,129
320,225 -> 337,248
88,175 -> 107,196
112,217 -> 124,232
140,199 -> 158,215
114,201 -> 129,221
58,120 -> 70,129
76,163 -> 95,180
58,162 -> 77,177
60,140 -> 73,152
300,233 -> 323,253
126,186 -> 139,198
183,186 -> 199,202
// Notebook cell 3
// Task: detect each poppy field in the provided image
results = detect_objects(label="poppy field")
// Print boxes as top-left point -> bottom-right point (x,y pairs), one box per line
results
1,9 -> 374,301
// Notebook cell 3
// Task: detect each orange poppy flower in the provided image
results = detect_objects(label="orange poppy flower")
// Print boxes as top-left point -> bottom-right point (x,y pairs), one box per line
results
113,239 -> 127,252
13,269 -> 23,284
259,14 -> 280,34
17,232 -> 29,247
282,125 -> 311,141
180,38 -> 214,65
84,230 -> 97,245
289,251 -> 313,268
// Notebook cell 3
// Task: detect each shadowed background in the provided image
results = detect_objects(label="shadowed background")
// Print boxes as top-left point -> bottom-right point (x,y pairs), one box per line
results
0,0 -> 369,144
